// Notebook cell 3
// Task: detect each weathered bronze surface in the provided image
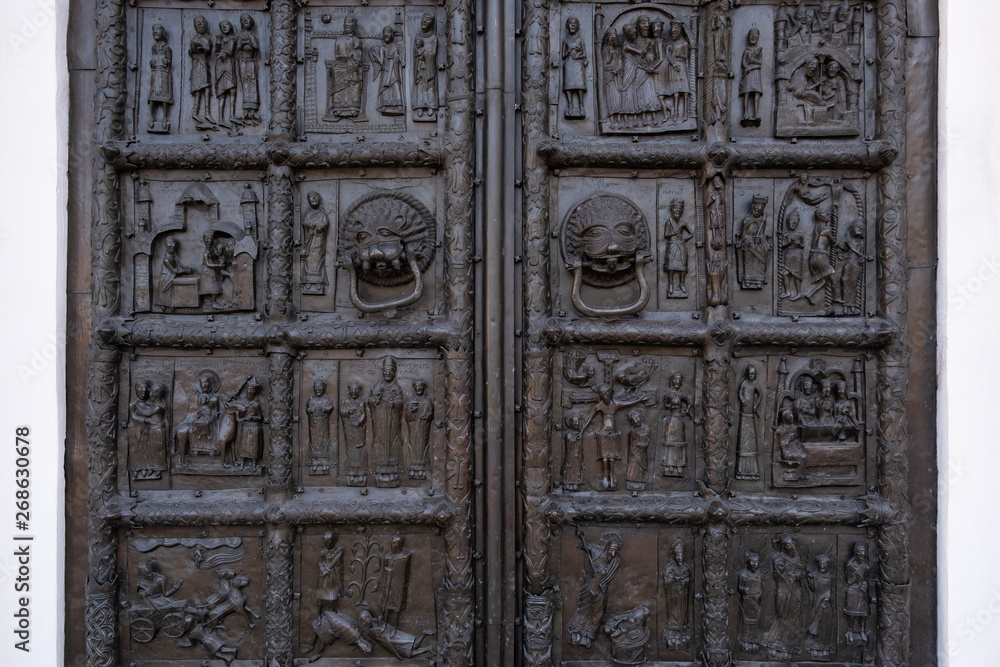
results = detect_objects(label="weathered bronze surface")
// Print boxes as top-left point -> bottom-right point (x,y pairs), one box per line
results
66,0 -> 937,664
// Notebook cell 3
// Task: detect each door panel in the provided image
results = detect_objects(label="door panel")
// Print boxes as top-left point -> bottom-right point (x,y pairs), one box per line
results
69,0 -> 934,665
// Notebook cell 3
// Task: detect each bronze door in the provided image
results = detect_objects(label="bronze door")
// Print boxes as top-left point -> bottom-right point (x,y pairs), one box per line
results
67,0 -> 936,665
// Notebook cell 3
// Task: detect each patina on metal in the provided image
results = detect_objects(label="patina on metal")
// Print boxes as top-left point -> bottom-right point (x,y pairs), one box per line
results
66,0 -> 936,664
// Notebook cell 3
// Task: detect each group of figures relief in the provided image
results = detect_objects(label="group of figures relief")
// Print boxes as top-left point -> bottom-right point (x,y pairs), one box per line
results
147,14 -> 261,135
130,556 -> 258,665
331,356 -> 435,487
313,13 -> 439,125
303,532 -> 435,661
737,536 -> 871,661
128,372 -> 267,480
567,529 -> 693,663
775,1 -> 864,136
560,350 -> 693,492
594,11 -> 696,133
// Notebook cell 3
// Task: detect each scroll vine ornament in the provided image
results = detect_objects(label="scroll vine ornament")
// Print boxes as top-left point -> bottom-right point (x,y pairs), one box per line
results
560,193 -> 651,318
337,192 -> 436,315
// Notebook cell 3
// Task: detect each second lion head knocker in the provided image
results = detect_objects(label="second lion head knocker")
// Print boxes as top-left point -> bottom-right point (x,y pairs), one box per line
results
561,193 -> 651,317
337,193 -> 436,316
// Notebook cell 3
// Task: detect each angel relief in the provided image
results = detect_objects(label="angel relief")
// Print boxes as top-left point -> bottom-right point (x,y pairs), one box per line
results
596,7 -> 697,134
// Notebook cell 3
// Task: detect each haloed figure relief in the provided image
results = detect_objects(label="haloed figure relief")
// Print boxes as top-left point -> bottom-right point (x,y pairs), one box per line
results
236,13 -> 261,125
340,379 -> 368,486
228,376 -> 264,472
739,28 -> 763,127
561,17 -> 588,119
735,365 -> 762,480
148,24 -> 173,133
663,198 -> 693,299
128,380 -> 169,481
568,528 -> 623,649
300,191 -> 330,295
214,20 -> 238,129
405,380 -> 433,479
660,372 -> 691,478
175,371 -> 222,464
736,195 -> 770,290
738,550 -> 764,652
307,378 -> 335,476
762,534 -> 804,660
662,540 -> 692,649
412,14 -> 439,121
370,27 -> 405,117
603,606 -> 650,665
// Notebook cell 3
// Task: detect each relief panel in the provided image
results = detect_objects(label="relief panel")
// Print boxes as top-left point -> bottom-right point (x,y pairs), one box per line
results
553,347 -> 701,493
122,173 -> 265,316
555,176 -> 704,318
127,2 -> 271,140
730,527 -> 875,665
729,4 -> 777,138
731,352 -> 874,493
122,527 -> 265,664
295,351 -> 442,489
552,3 -> 699,139
728,174 -> 874,318
553,525 -> 700,663
298,5 -> 445,137
293,171 -> 441,317
294,526 -> 442,663
120,353 -> 270,492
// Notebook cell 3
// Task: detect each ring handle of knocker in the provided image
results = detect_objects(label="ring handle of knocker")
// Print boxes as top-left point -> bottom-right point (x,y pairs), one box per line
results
570,253 -> 651,318
344,251 -> 425,315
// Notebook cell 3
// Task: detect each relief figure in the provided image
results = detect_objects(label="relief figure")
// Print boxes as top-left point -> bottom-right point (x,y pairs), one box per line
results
405,380 -> 433,479
148,24 -> 173,133
359,610 -> 435,659
580,385 -> 645,491
568,528 -> 623,648
175,372 -> 222,462
136,558 -> 183,611
199,233 -> 233,310
660,372 -> 690,478
367,357 -> 405,487
739,28 -> 763,127
326,17 -> 364,119
736,365 -> 761,480
341,379 -> 368,486
602,606 -> 650,665
779,210 -> 806,299
412,14 -> 439,121
236,13 -> 261,124
775,408 -> 806,481
214,20 -> 238,128
663,198 -> 693,298
561,17 -> 588,119
805,554 -> 835,659
738,551 -> 764,652
189,16 -> 216,130
300,191 -> 330,295
736,195 -> 770,289
624,408 -> 649,491
601,31 -> 625,129
370,27 -> 405,117
562,412 -> 585,492
835,218 -> 866,314
662,540 -> 692,649
662,20 -> 691,122
177,615 -> 238,665
379,536 -> 412,627
307,378 -> 335,475
128,380 -> 168,480
844,542 -> 870,646
304,611 -> 372,662
707,236 -> 729,307
226,376 -> 264,472
316,531 -> 344,613
762,534 -> 804,660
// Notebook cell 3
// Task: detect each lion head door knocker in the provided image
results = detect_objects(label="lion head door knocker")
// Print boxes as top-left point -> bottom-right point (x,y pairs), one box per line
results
561,193 -> 651,317
337,193 -> 436,316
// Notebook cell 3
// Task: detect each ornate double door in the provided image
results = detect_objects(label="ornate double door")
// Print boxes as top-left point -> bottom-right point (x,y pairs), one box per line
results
74,0 -> 931,665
